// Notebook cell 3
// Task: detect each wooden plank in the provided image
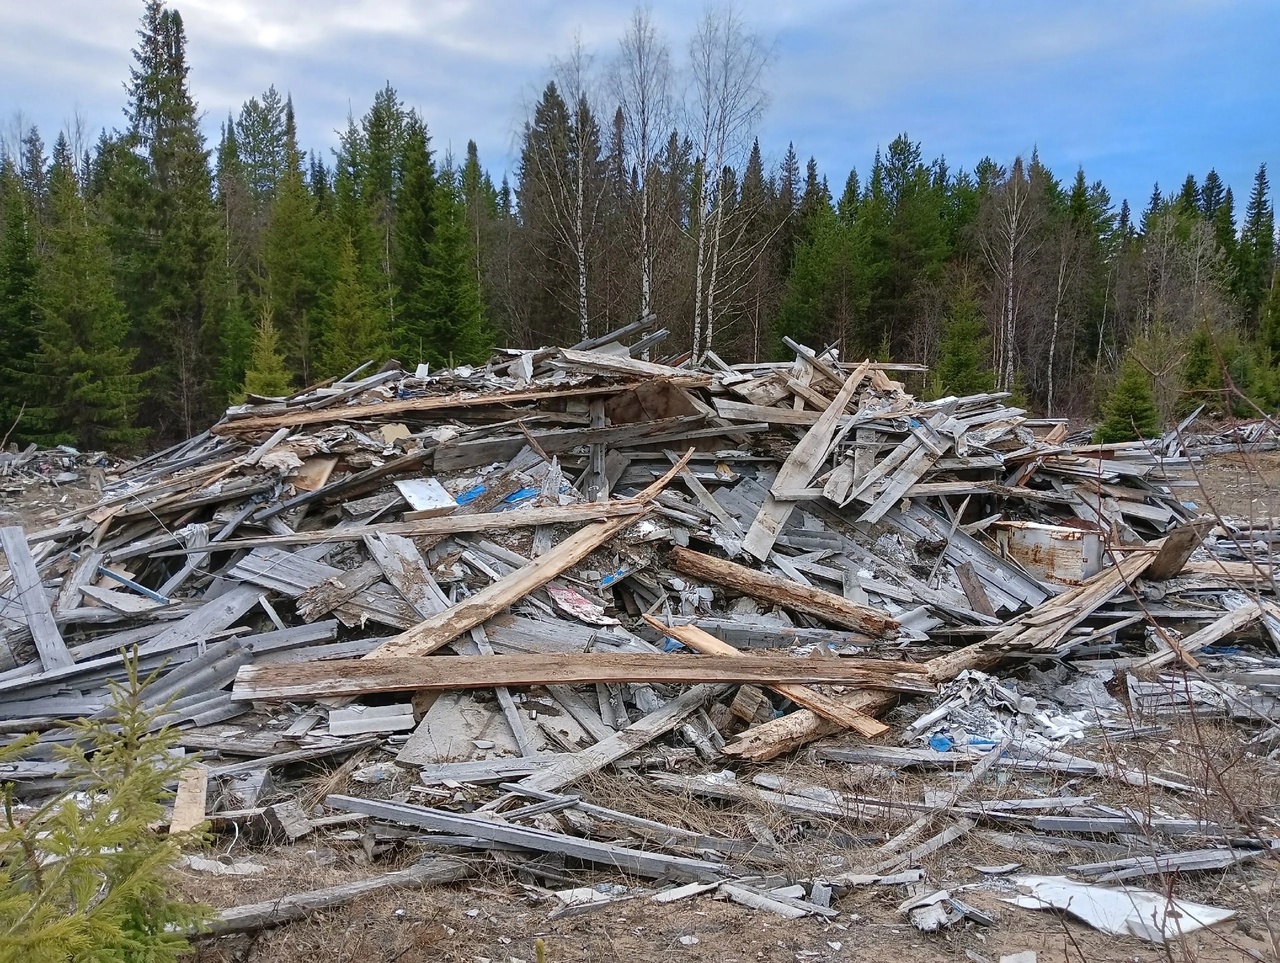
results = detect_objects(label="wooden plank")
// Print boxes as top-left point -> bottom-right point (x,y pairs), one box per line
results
645,615 -> 890,737
367,452 -> 691,660
670,547 -> 898,637
1130,603 -> 1262,671
955,561 -> 996,618
159,502 -> 649,553
743,362 -> 869,561
519,684 -> 726,793
170,765 -> 209,833
214,383 -> 646,435
206,859 -> 471,936
0,526 -> 71,670
326,795 -> 724,881
232,653 -> 929,701
80,585 -> 166,615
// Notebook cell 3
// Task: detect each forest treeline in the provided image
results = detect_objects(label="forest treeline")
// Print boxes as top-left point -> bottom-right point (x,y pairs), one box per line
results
1,2 -> 1276,450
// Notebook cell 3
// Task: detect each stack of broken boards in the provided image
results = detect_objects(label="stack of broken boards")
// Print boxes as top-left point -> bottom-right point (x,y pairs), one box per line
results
2,318 -> 1279,939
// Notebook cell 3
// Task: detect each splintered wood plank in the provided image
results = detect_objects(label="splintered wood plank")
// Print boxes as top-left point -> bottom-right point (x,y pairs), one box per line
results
363,532 -> 449,616
367,452 -> 691,660
0,526 -> 71,670
742,361 -> 870,561
292,455 -> 339,492
80,585 -> 166,615
366,515 -> 643,659
644,616 -> 889,737
518,684 -> 727,793
232,653 -> 930,702
170,765 -> 209,833
670,547 -> 898,637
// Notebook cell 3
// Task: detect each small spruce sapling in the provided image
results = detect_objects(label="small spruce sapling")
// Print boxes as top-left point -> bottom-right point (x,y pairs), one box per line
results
1094,356 -> 1161,443
0,653 -> 211,961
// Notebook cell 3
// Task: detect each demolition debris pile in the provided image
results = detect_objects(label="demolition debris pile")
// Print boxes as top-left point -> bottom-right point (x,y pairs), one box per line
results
1,321 -> 1278,947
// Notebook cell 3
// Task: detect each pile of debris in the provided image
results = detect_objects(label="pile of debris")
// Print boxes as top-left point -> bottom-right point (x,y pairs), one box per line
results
2,320 -> 1277,950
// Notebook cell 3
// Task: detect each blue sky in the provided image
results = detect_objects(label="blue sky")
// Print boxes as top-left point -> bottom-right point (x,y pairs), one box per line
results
1,0 -> 1276,214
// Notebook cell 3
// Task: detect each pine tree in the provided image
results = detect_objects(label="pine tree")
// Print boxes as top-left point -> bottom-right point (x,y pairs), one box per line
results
775,202 -> 867,354
241,303 -> 292,398
31,160 -> 144,450
0,165 -> 42,442
262,102 -> 332,384
212,116 -> 255,404
1095,356 -> 1160,443
932,286 -> 995,397
320,233 -> 388,377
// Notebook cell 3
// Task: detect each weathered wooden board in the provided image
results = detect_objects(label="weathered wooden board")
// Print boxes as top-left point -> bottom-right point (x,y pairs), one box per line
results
233,652 -> 930,701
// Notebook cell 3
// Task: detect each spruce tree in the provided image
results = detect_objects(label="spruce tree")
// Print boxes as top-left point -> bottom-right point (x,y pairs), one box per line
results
932,286 -> 995,397
412,171 -> 491,368
0,166 -> 42,443
1095,357 -> 1160,443
392,115 -> 437,363
320,233 -> 388,377
241,303 -> 292,398
31,160 -> 143,450
1236,163 -> 1274,328
115,1 -> 219,438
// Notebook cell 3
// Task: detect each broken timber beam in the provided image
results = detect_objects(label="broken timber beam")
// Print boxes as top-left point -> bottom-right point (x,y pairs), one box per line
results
232,652 -> 930,702
203,859 -> 471,936
670,546 -> 898,637
643,615 -> 891,737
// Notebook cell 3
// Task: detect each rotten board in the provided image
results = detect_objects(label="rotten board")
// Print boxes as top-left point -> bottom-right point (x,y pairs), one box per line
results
231,652 -> 930,702
670,546 -> 898,637
0,526 -> 71,670
645,616 -> 891,737
170,765 -> 209,833
519,684 -> 727,793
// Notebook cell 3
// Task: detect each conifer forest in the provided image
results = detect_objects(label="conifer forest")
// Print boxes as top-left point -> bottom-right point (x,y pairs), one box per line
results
2,2 -> 1277,451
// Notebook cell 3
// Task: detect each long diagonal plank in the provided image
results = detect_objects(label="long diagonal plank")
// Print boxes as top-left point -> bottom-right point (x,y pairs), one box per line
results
366,452 -> 693,659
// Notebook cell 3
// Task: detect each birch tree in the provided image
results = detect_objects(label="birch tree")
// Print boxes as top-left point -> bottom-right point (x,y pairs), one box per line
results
978,157 -> 1047,391
686,5 -> 769,360
612,6 -> 671,321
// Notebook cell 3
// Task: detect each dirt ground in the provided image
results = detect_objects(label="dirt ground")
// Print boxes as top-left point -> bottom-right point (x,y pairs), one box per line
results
179,717 -> 1280,963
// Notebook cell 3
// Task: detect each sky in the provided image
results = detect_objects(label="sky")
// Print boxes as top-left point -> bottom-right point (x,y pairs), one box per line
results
1,0 -> 1276,214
